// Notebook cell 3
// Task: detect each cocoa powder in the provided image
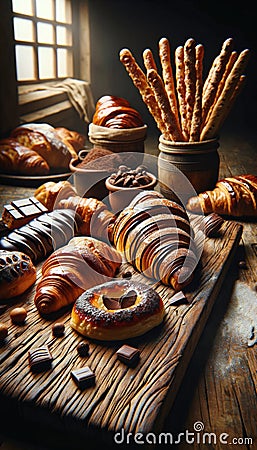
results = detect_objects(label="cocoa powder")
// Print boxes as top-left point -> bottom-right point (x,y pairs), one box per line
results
78,147 -> 122,171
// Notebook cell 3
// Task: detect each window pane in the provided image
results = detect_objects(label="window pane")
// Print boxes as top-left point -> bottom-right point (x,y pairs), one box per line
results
15,45 -> 35,80
13,17 -> 34,42
37,22 -> 54,44
38,47 -> 55,79
56,25 -> 72,45
35,0 -> 54,20
57,48 -> 73,78
56,0 -> 72,23
12,0 -> 33,15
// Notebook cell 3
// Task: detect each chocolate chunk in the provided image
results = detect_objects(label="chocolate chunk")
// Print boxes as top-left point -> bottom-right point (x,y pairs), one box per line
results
77,342 -> 90,357
169,291 -> 188,306
28,345 -> 53,373
103,290 -> 137,310
2,197 -> 48,230
108,165 -> 153,188
103,295 -> 120,310
122,271 -> 132,279
52,322 -> 65,337
71,366 -> 95,389
119,290 -> 137,308
116,344 -> 140,367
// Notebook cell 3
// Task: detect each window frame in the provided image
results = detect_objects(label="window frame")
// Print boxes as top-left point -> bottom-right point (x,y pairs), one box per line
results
12,0 -> 78,84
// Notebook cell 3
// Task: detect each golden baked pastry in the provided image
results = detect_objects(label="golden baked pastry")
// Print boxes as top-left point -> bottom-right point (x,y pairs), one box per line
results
0,138 -> 49,175
111,191 -> 197,291
55,127 -> 86,153
0,250 -> 36,300
70,279 -> 165,341
34,180 -> 77,211
58,195 -> 115,240
34,236 -> 122,315
186,174 -> 257,217
93,95 -> 144,129
11,123 -> 76,170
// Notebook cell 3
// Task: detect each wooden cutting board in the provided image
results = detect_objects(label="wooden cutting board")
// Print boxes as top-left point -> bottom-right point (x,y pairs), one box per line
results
0,220 -> 242,444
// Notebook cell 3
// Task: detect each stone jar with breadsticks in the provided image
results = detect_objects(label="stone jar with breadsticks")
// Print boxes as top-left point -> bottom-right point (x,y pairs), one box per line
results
120,37 -> 250,195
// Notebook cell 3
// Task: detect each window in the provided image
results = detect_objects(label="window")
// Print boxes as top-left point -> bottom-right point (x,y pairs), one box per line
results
12,0 -> 74,83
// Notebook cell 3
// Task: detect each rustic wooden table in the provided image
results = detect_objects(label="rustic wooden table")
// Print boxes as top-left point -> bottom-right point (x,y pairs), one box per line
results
0,131 -> 256,450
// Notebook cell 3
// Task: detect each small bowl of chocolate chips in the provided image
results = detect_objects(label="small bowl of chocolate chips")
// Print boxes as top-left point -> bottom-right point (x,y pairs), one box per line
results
105,164 -> 157,212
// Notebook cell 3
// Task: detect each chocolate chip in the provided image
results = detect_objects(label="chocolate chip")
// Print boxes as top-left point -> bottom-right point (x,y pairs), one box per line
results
71,366 -> 95,389
28,345 -> 53,373
116,345 -> 140,367
119,290 -> 137,308
118,165 -> 129,172
122,271 -> 132,279
0,323 -> 8,341
108,165 -> 153,188
169,291 -> 188,306
52,322 -> 65,337
77,342 -> 90,357
103,295 -> 120,310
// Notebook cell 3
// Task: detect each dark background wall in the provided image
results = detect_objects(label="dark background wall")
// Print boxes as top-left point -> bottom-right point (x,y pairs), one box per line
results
88,0 -> 257,138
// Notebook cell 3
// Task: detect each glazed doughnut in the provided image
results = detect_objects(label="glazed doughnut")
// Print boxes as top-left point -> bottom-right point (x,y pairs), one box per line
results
70,279 -> 165,341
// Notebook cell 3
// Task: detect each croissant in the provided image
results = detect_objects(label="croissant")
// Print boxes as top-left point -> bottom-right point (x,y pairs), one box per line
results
111,191 -> 198,291
0,138 -> 49,175
34,236 -> 122,315
55,127 -> 86,153
11,123 -> 75,170
93,95 -> 144,129
186,174 -> 257,217
34,180 -> 77,211
58,196 -> 115,241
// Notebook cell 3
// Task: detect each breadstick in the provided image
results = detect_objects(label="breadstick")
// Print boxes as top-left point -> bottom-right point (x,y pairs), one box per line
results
119,48 -> 167,136
190,44 -> 204,142
202,38 -> 234,126
175,45 -> 188,140
143,48 -> 158,72
201,49 -> 250,140
159,37 -> 180,132
147,68 -> 184,141
205,50 -> 238,127
215,50 -> 238,103
184,38 -> 196,135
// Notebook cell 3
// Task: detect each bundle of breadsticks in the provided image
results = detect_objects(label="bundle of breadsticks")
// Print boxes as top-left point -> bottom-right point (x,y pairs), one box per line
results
119,37 -> 250,142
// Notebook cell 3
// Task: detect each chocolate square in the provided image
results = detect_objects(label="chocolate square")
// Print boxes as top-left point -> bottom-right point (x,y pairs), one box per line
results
28,345 -> 53,373
169,291 -> 188,306
116,345 -> 140,367
71,366 -> 95,389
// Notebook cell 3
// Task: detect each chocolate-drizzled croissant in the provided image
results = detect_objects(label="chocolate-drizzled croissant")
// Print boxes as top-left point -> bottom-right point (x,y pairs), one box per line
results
58,196 -> 115,241
34,236 -> 122,315
186,174 -> 257,217
0,210 -> 82,263
111,191 -> 198,291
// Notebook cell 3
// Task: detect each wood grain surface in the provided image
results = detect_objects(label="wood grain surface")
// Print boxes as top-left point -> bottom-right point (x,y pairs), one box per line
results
0,218 -> 242,444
